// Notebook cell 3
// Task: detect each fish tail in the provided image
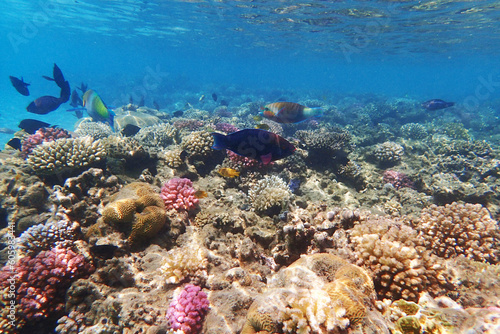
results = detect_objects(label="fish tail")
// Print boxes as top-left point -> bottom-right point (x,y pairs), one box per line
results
211,132 -> 228,150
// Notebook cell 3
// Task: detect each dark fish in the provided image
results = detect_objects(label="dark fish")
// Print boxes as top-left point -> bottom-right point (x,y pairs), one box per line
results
138,96 -> 145,107
90,244 -> 119,259
70,89 -> 83,108
261,102 -> 323,123
19,119 -> 51,134
59,80 -> 71,103
6,138 -> 21,150
173,110 -> 183,117
421,99 -> 455,111
121,124 -> 141,137
42,63 -> 66,88
0,128 -> 15,134
129,95 -> 134,104
153,100 -> 160,110
27,95 -> 63,114
74,108 -> 83,119
220,100 -> 228,106
212,93 -> 218,102
9,76 -> 30,96
211,129 -> 296,164
77,82 -> 88,93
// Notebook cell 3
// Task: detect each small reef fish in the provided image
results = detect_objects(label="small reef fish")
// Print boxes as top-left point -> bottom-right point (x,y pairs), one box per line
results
421,99 -> 455,111
218,167 -> 240,178
252,115 -> 263,122
0,128 -> 15,134
90,244 -> 118,259
173,110 -> 184,117
19,119 -> 52,134
261,102 -> 323,124
9,76 -> 30,96
211,129 -> 296,164
6,138 -> 21,150
70,89 -> 83,108
83,89 -> 115,130
77,82 -> 88,93
153,100 -> 160,111
121,124 -> 141,137
6,173 -> 22,194
212,93 -> 218,102
27,95 -> 64,115
199,94 -> 205,102
138,95 -> 145,107
255,123 -> 270,130
194,190 -> 208,198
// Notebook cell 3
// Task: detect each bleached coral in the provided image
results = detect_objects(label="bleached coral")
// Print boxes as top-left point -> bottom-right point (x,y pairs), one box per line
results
248,175 -> 291,213
416,202 -> 500,264
159,237 -> 208,284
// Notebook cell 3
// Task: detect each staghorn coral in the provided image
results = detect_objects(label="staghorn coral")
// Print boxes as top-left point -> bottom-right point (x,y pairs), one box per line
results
101,182 -> 167,245
17,218 -> 79,256
74,119 -> 113,140
350,216 -> 447,301
0,246 -> 94,323
416,202 -> 500,264
22,127 -> 72,156
242,253 -> 386,334
27,137 -> 105,175
400,123 -> 428,140
181,130 -> 214,157
248,175 -> 291,214
373,142 -> 404,165
167,284 -> 210,333
160,178 -> 199,212
134,123 -> 179,148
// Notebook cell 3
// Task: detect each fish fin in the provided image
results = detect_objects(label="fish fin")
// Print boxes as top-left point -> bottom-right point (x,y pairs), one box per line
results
211,132 -> 227,150
260,153 -> 273,164
42,75 -> 55,81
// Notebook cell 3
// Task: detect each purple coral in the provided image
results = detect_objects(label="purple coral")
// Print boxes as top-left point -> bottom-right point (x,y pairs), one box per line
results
0,246 -> 94,320
382,170 -> 415,190
21,127 -> 71,156
214,122 -> 239,134
167,284 -> 210,334
160,178 -> 199,212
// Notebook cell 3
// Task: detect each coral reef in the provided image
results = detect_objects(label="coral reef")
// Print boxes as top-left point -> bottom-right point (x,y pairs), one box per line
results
416,202 -> 500,263
161,149 -> 186,168
22,127 -> 72,156
181,130 -> 214,158
101,182 -> 167,245
372,142 -> 404,165
134,123 -> 179,149
296,127 -> 351,153
160,178 -> 199,212
27,137 -> 105,175
247,175 -> 291,214
114,111 -> 161,131
74,119 -> 113,140
400,123 -> 428,139
214,122 -> 239,134
382,170 -> 415,190
167,284 -> 210,333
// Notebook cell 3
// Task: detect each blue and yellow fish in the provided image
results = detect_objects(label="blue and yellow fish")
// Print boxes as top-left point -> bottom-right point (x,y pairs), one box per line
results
260,102 -> 323,124
83,89 -> 115,130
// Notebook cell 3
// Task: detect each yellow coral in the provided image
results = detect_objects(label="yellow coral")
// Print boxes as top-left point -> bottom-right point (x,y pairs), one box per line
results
129,206 -> 167,244
102,199 -> 137,223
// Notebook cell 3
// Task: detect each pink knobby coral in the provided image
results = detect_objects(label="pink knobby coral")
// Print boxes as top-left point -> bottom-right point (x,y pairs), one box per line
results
227,150 -> 264,168
0,246 -> 94,320
167,284 -> 210,334
382,170 -> 415,190
160,178 -> 199,211
21,127 -> 71,156
173,119 -> 204,131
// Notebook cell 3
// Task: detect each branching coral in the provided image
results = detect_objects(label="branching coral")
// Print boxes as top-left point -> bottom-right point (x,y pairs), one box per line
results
248,175 -> 291,214
416,202 -> 500,264
167,284 -> 210,333
134,123 -> 179,148
373,142 -> 404,165
160,178 -> 199,212
159,237 -> 208,284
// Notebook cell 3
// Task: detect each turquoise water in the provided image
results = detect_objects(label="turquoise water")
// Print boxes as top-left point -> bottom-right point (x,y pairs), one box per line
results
1,0 -> 499,145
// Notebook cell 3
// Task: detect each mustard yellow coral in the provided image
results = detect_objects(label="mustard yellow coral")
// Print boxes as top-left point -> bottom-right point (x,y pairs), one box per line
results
101,182 -> 167,245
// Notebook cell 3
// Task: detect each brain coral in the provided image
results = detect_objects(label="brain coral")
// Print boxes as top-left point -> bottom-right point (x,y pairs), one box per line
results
248,175 -> 291,214
416,202 -> 500,264
101,182 -> 167,245
350,216 -> 447,301
27,137 -> 105,174
242,253 -> 386,334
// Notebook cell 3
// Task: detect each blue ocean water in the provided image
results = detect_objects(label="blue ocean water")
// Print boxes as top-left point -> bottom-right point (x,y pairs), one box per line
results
0,0 -> 499,146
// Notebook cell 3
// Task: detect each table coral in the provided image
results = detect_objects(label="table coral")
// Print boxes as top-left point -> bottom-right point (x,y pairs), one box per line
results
416,202 -> 500,264
102,182 -> 167,245
167,284 -> 210,333
0,246 -> 94,324
160,178 -> 199,212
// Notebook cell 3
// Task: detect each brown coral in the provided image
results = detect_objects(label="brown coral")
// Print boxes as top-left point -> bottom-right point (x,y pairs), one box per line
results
416,202 -> 500,264
101,182 -> 167,245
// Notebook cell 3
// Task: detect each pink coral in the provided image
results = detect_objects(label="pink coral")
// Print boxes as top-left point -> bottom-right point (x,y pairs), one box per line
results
160,178 -> 199,211
173,119 -> 204,131
21,127 -> 71,156
214,122 -> 239,134
0,246 -> 94,321
167,284 -> 209,334
227,150 -> 265,168
382,170 -> 415,190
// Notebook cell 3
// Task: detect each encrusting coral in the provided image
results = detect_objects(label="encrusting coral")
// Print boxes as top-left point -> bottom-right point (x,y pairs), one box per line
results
101,182 -> 167,245
241,253 -> 387,334
27,137 -> 105,175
